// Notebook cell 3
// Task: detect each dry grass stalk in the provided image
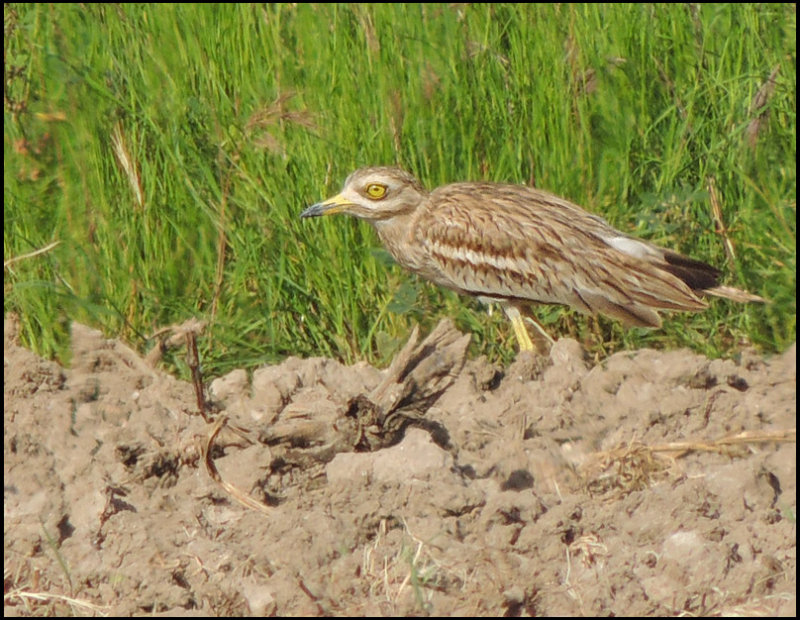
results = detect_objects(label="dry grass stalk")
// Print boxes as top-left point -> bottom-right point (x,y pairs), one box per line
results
746,65 -> 780,148
4,240 -> 61,269
707,176 -> 737,265
584,428 -> 795,496
110,122 -> 144,210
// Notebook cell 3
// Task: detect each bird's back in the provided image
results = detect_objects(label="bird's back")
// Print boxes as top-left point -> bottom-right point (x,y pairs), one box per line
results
406,181 -> 715,327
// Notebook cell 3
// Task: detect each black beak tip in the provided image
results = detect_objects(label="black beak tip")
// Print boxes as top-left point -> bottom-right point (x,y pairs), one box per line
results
299,205 -> 321,219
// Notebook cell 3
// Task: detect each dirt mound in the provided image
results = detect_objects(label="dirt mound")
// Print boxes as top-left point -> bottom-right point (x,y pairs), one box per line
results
4,315 -> 795,616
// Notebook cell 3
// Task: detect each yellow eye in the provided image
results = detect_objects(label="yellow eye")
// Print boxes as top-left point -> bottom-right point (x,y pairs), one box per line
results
366,183 -> 387,200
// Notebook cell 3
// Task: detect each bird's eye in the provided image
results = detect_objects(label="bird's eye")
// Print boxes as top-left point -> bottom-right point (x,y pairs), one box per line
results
365,183 -> 387,200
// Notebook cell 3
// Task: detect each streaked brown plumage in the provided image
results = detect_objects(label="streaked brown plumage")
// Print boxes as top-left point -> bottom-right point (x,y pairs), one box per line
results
300,166 -> 764,351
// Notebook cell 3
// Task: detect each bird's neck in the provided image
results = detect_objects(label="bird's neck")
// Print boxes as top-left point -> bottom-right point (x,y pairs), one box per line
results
371,211 -> 423,271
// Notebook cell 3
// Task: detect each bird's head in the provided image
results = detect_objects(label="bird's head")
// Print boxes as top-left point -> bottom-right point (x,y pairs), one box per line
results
301,167 -> 427,222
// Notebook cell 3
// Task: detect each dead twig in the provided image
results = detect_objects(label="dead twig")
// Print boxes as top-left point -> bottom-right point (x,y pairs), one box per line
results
203,415 -> 271,515
185,330 -> 208,419
144,318 -> 207,368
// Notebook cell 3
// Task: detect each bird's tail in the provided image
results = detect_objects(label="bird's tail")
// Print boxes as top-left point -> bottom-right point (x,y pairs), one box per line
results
659,250 -> 766,304
702,285 -> 767,304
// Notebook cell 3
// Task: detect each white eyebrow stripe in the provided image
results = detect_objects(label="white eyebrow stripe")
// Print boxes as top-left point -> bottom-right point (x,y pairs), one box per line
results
342,187 -> 363,202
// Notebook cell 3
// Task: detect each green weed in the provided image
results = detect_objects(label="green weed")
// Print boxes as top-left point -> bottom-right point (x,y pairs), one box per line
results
4,4 -> 795,374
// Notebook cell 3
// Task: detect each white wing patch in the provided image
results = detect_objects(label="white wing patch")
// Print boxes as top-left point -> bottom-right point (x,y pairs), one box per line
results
605,236 -> 656,259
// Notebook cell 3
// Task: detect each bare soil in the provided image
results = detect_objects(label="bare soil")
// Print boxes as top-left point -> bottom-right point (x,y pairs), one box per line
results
4,315 -> 796,616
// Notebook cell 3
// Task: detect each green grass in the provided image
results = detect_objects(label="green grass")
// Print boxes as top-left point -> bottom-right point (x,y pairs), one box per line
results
4,4 -> 796,375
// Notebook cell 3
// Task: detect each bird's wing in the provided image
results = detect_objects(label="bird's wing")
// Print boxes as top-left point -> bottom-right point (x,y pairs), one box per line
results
415,184 -> 707,327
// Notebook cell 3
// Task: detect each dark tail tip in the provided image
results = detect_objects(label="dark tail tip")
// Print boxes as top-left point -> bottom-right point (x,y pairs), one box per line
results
661,250 -> 721,291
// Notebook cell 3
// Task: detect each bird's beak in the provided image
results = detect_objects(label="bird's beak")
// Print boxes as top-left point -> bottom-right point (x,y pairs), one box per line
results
300,193 -> 355,218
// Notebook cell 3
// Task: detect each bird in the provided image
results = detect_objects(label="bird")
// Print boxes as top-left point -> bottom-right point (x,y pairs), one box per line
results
300,166 -> 764,351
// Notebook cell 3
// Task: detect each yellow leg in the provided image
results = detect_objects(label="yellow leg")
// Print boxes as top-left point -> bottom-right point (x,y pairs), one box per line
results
503,305 -> 536,351
502,304 -> 555,353
524,314 -> 556,347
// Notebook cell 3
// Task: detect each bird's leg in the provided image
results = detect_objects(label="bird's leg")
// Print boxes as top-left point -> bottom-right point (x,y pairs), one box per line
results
503,304 -> 555,353
512,313 -> 537,352
524,314 -> 556,348
502,305 -> 536,352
